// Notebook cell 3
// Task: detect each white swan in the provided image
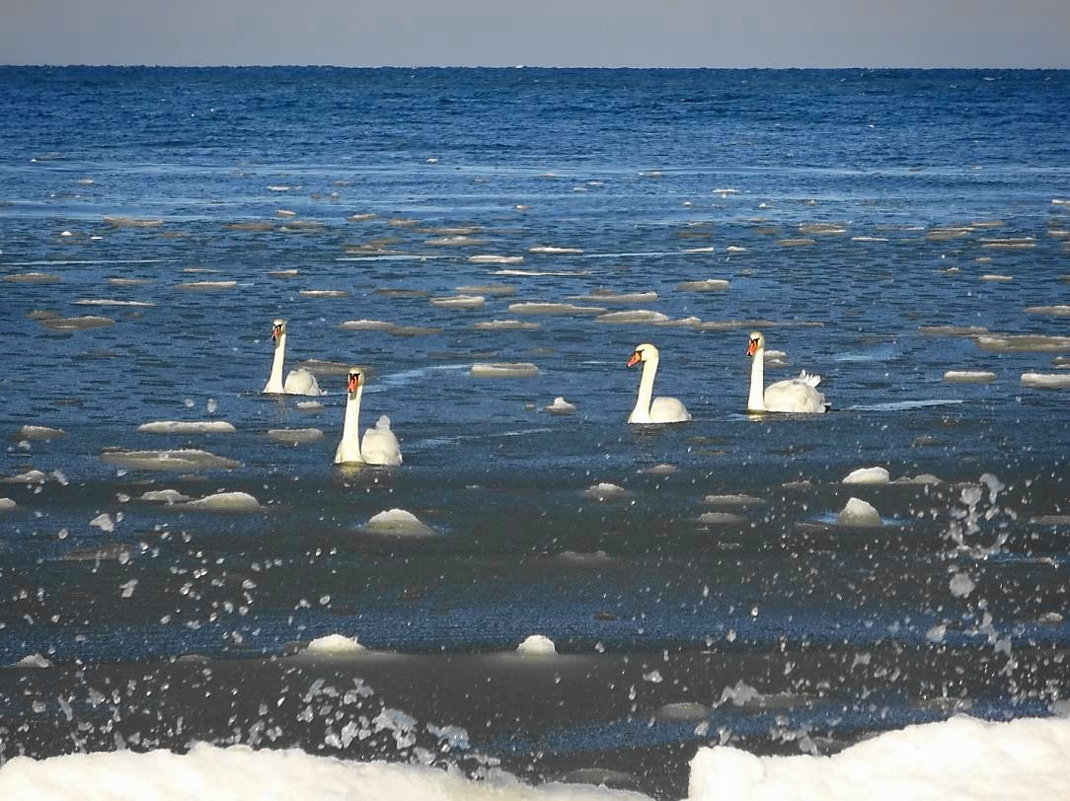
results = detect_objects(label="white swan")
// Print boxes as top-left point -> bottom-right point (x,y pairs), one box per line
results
262,319 -> 323,396
746,331 -> 829,414
334,368 -> 402,466
627,343 -> 691,424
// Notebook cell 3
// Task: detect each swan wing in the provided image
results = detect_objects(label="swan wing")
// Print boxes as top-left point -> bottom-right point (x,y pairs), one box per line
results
361,415 -> 403,465
764,379 -> 828,414
284,368 -> 323,396
649,396 -> 691,423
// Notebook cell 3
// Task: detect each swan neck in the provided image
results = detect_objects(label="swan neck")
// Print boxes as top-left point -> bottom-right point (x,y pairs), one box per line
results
268,333 -> 287,388
342,386 -> 362,449
630,356 -> 658,422
748,348 -> 766,411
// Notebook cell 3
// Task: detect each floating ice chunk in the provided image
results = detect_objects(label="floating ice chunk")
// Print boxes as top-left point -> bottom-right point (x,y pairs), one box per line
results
544,397 -> 577,414
838,497 -> 882,527
338,319 -> 397,331
430,294 -> 485,309
949,571 -> 976,598
570,290 -> 658,304
302,634 -> 366,655
3,272 -> 61,284
1021,373 -> 1070,389
703,494 -> 767,506
1025,305 -> 1070,316
470,362 -> 540,378
3,469 -> 49,484
139,489 -> 192,504
365,509 -> 435,536
640,463 -> 677,475
507,302 -> 606,316
586,482 -> 628,501
655,702 -> 710,721
516,634 -> 557,655
73,299 -> 155,307
39,315 -> 115,331
0,498 -> 16,511
891,474 -> 943,485
266,428 -> 324,444
719,680 -> 762,707
103,216 -> 163,228
456,283 -> 517,296
678,279 -> 730,291
62,543 -> 133,562
980,274 -> 1014,282
528,245 -> 584,254
494,268 -> 587,277
299,289 -> 349,298
1032,514 -> 1070,525
467,254 -> 524,264
920,325 -> 990,336
842,466 -> 890,484
943,370 -> 997,383
16,425 -> 65,441
697,511 -> 748,525
101,448 -> 241,471
137,421 -> 236,434
90,513 -> 116,532
12,653 -> 52,668
185,491 -> 262,511
471,320 -> 541,331
595,310 -> 671,325
296,401 -> 324,410
975,334 -> 1070,353
175,280 -> 238,291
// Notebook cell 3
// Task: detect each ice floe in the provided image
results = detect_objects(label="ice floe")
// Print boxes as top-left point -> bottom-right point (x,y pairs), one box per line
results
595,310 -> 671,325
365,509 -> 436,536
137,421 -> 236,434
266,428 -> 324,444
842,466 -> 890,484
470,362 -> 540,378
697,511 -> 748,525
184,491 -> 262,511
101,448 -> 241,471
175,280 -> 238,291
974,334 -> 1070,353
585,483 -> 628,501
507,302 -> 606,316
139,489 -> 193,504
838,497 -> 882,527
339,319 -> 397,331
471,320 -> 541,331
678,279 -> 730,292
301,634 -> 366,655
0,498 -> 16,511
17,425 -> 65,441
39,315 -> 116,331
544,397 -> 577,414
1021,373 -> 1070,389
943,371 -> 997,383
430,294 -> 485,309
11,653 -> 53,668
516,634 -> 557,655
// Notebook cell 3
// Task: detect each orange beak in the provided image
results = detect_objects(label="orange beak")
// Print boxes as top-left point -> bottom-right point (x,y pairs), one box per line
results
272,325 -> 282,342
347,374 -> 359,393
747,339 -> 758,357
627,352 -> 642,368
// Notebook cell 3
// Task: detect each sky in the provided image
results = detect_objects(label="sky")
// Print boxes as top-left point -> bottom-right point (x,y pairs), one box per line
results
1,0 -> 1068,68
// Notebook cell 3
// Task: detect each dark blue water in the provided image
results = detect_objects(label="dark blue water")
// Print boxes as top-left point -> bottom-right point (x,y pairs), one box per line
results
1,67 -> 1068,796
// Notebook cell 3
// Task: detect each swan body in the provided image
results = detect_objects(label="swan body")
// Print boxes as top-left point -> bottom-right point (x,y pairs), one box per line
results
627,343 -> 691,424
334,368 -> 402,466
747,331 -> 829,414
263,319 -> 324,396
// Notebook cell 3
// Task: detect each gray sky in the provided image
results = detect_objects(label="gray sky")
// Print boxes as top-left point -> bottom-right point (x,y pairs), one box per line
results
3,0 -> 1068,68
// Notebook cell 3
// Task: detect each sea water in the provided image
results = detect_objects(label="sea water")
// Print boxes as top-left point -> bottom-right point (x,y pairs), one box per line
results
1,67 -> 1068,799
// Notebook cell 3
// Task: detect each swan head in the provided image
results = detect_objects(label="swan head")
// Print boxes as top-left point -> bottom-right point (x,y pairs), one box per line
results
346,367 -> 364,395
747,331 -> 765,358
627,343 -> 659,368
271,318 -> 287,343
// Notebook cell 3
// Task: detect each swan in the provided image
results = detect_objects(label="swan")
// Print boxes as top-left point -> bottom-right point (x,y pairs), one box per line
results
746,331 -> 829,414
334,368 -> 402,466
262,319 -> 323,396
627,343 -> 691,424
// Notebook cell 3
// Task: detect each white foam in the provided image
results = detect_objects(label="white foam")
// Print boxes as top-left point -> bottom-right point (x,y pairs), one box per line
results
139,489 -> 192,504
980,273 -> 1014,282
18,425 -> 65,441
943,370 -> 997,383
528,245 -> 584,254
365,508 -> 435,536
494,269 -> 588,277
516,634 -> 557,655
266,428 -> 324,444
471,362 -> 540,378
544,397 -> 577,414
1021,372 -> 1070,388
101,449 -> 241,471
137,421 -> 236,434
184,491 -> 262,511
688,715 -> 1070,801
302,633 -> 366,655
842,467 -> 890,484
837,497 -> 882,527
678,279 -> 730,291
